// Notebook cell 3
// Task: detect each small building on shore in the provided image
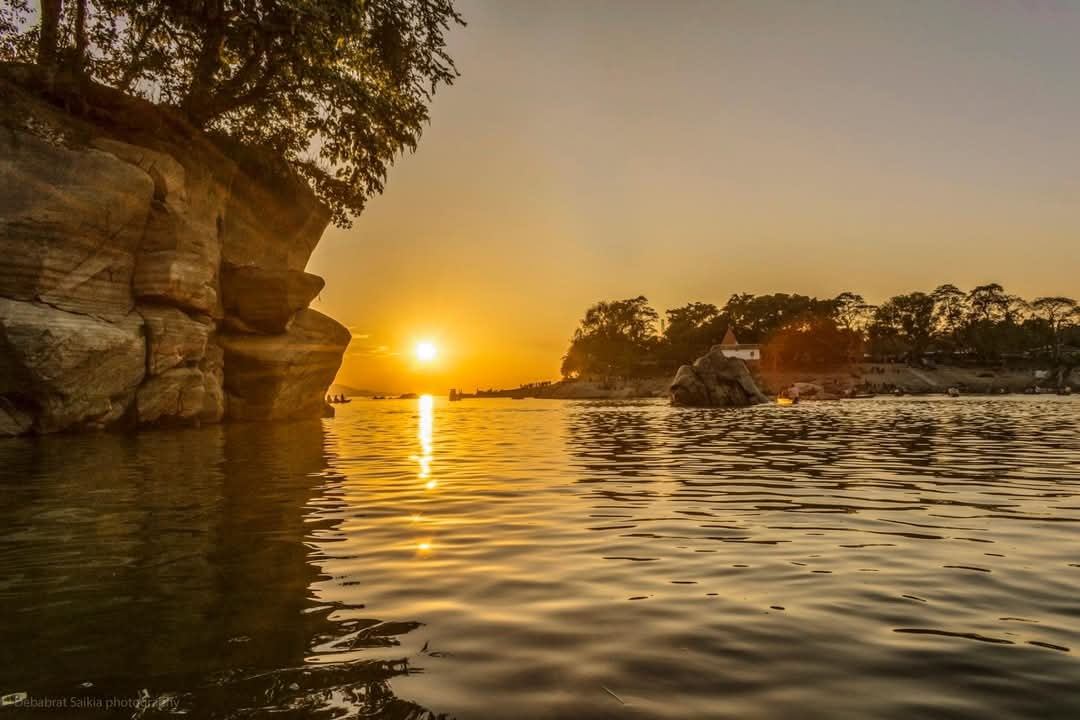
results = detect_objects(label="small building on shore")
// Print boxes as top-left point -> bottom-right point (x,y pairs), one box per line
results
718,328 -> 761,362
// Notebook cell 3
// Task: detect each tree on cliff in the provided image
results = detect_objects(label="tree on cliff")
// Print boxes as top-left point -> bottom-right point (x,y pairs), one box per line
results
2,0 -> 464,227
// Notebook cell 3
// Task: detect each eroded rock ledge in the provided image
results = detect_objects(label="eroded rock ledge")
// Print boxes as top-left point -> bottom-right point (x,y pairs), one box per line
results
0,75 -> 350,435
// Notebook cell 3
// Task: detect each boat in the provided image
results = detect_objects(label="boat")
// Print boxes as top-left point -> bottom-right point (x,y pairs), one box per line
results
1058,386 -> 1073,396
777,397 -> 797,406
946,387 -> 960,397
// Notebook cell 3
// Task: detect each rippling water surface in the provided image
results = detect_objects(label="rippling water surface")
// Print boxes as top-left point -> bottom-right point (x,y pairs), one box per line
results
2,397 -> 1080,718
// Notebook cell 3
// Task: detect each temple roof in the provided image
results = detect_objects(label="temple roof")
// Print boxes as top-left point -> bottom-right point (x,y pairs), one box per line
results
720,327 -> 739,346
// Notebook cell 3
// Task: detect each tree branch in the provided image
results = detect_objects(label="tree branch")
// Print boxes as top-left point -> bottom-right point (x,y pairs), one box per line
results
117,6 -> 165,92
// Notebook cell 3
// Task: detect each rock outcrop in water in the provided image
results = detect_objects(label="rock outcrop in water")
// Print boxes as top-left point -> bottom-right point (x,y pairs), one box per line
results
670,346 -> 769,407
0,74 -> 350,435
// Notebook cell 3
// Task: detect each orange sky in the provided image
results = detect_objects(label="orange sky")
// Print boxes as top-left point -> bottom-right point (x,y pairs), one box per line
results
307,0 -> 1080,394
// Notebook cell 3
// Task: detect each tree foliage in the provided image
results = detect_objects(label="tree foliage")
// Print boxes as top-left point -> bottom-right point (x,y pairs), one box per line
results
2,0 -> 464,227
560,285 -> 1080,380
869,292 -> 936,358
561,297 -> 660,380
1031,296 -> 1080,362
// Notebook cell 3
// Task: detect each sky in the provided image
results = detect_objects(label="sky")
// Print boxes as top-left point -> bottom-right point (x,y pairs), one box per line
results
307,0 -> 1080,394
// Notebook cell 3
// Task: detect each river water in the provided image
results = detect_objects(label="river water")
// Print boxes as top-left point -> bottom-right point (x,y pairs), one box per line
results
1,396 -> 1078,719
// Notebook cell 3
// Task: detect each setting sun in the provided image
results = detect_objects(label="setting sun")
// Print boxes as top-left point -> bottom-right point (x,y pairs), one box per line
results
415,341 -> 437,362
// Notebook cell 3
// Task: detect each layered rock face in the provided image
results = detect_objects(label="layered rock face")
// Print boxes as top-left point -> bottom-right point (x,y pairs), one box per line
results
670,347 -> 769,407
0,80 -> 350,435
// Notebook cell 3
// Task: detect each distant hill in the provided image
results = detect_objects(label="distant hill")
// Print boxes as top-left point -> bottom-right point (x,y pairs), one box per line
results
329,384 -> 384,397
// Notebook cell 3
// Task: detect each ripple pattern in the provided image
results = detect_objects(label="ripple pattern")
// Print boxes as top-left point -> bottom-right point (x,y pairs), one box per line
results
0,397 -> 1078,719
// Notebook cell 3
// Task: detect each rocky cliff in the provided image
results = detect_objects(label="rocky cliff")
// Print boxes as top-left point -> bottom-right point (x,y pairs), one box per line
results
0,75 -> 350,436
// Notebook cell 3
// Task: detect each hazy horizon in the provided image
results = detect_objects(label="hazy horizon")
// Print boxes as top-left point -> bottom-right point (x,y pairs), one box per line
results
308,0 -> 1080,393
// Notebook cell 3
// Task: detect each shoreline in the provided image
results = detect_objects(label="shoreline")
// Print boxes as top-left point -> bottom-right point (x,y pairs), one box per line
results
495,363 -> 1077,401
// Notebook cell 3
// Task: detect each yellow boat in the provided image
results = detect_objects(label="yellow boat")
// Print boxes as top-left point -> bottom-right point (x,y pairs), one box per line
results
777,397 -> 796,406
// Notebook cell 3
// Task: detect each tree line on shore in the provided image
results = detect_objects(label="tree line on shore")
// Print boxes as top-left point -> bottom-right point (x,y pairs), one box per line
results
560,285 -> 1080,380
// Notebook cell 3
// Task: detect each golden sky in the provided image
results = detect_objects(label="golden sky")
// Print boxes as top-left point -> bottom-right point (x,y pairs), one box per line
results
307,0 -> 1080,393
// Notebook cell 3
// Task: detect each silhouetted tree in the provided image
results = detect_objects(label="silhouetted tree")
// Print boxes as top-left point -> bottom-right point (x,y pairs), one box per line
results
561,297 -> 660,379
833,291 -> 874,332
764,313 -> 860,369
1031,296 -> 1079,363
930,284 -> 967,352
561,284 -> 1074,379
868,292 -> 936,359
718,293 -> 834,342
661,302 -> 720,368
961,284 -> 1029,361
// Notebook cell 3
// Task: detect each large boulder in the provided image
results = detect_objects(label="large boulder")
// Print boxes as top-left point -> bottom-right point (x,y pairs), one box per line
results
220,265 -> 325,333
221,309 -> 350,421
670,347 -> 768,407
0,298 -> 145,433
0,129 -> 154,319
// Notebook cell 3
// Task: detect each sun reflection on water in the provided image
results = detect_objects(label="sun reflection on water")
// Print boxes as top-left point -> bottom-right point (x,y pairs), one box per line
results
414,395 -> 436,554
418,394 -> 433,482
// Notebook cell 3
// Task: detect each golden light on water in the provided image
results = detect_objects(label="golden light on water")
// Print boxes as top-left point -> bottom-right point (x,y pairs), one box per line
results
413,397 -> 437,554
415,341 -> 437,362
418,395 -> 434,485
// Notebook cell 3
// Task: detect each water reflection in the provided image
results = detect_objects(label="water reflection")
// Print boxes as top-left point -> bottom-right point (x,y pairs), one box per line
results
0,422 -> 437,719
2,398 -> 1079,719
557,399 -> 1080,718
416,394 -> 435,488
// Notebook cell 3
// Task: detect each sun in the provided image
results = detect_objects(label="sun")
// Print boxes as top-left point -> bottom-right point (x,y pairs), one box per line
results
415,341 -> 437,362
